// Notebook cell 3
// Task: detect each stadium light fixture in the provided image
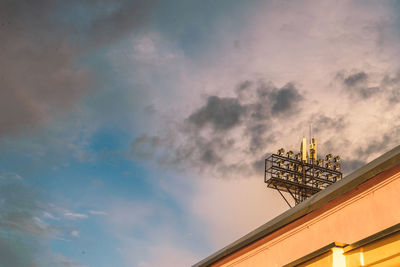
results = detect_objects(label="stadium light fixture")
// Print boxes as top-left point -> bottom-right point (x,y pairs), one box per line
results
264,137 -> 343,206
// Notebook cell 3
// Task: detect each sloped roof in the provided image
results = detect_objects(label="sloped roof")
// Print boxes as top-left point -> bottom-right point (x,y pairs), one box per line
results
193,145 -> 400,267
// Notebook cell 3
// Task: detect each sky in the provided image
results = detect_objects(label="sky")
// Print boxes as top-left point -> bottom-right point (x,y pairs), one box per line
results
1,0 -> 400,266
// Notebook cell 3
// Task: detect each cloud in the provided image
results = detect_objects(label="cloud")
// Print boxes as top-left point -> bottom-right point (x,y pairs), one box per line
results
89,0 -> 159,47
43,212 -> 60,221
0,237 -> 37,267
0,182 -> 52,237
130,64 -> 400,179
269,83 -> 303,115
70,230 -> 80,238
187,96 -> 244,131
334,69 -> 400,108
0,173 -> 87,266
97,1 -> 400,265
131,80 -> 304,177
64,212 -> 88,220
337,71 -> 383,100
0,0 -> 159,137
48,253 -> 88,267
312,114 -> 347,131
0,0 -> 91,136
0,172 -> 23,182
131,134 -> 162,160
381,73 -> 400,103
343,72 -> 368,87
89,210 -> 108,216
3,1 -> 400,265
341,159 -> 366,174
354,129 -> 400,163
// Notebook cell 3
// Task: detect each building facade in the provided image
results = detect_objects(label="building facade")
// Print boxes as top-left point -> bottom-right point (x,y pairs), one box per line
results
194,146 -> 400,267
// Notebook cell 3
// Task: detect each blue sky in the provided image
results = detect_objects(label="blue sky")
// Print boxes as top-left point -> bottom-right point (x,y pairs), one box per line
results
2,0 -> 400,266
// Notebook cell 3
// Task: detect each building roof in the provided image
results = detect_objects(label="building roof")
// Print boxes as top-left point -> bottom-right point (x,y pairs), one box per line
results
284,222 -> 400,266
193,145 -> 400,267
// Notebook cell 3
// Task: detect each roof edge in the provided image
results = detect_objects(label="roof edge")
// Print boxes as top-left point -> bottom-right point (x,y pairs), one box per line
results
193,145 -> 400,267
285,222 -> 400,266
343,222 -> 400,253
282,242 -> 347,267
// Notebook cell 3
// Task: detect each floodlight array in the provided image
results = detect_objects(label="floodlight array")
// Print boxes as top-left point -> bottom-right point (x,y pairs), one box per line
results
265,148 -> 342,206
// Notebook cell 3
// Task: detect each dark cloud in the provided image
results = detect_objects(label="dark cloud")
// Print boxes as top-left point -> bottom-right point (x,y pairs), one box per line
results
245,124 -> 275,153
243,82 -> 301,153
235,80 -> 255,102
174,136 -> 233,168
194,137 -> 227,166
200,148 -> 221,165
343,71 -> 368,87
247,124 -> 268,152
183,81 -> 303,168
314,136 -> 365,175
235,80 -> 253,96
338,71 -> 382,99
247,102 -> 269,121
313,114 -> 346,132
337,70 -> 400,104
0,0 -> 158,137
312,138 -> 363,175
89,0 -> 158,47
342,129 -> 400,174
0,238 -> 37,267
256,82 -> 274,100
244,82 -> 275,121
358,86 -> 381,99
132,71 -> 400,179
269,83 -> 303,115
132,79 -> 304,176
0,0 -> 88,136
251,156 -> 269,174
187,96 -> 244,131
356,133 -> 392,158
131,134 -> 233,172
341,159 -> 366,175
186,81 -> 303,132
381,73 -> 400,103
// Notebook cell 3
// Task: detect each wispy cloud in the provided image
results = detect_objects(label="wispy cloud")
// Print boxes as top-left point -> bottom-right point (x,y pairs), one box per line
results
104,197 -> 200,267
89,210 -> 108,216
64,212 -> 88,220
0,173 -> 87,265
49,253 -> 88,267
43,211 -> 60,221
70,230 -> 80,238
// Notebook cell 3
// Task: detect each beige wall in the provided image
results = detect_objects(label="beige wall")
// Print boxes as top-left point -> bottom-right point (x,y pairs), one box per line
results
212,164 -> 400,266
298,251 -> 332,267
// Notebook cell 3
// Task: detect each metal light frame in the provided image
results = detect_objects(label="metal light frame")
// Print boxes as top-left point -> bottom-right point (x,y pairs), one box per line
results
264,153 -> 342,207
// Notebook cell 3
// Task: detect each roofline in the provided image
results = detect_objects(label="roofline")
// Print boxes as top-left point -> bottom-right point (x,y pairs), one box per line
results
284,221 -> 400,266
282,242 -> 347,267
193,145 -> 400,267
343,221 -> 400,253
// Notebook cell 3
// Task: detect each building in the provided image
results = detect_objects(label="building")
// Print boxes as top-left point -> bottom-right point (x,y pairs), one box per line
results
193,145 -> 400,266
